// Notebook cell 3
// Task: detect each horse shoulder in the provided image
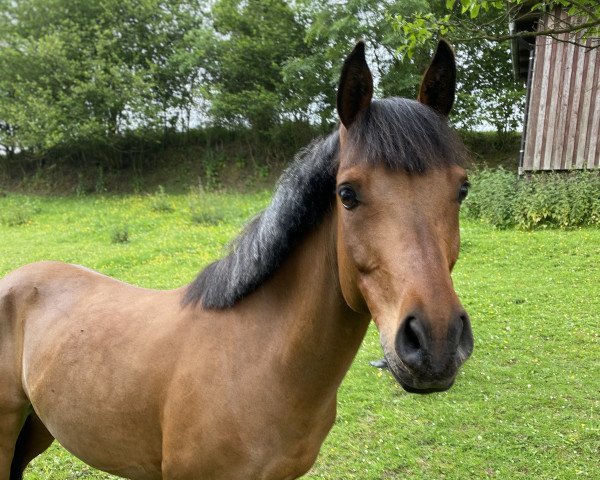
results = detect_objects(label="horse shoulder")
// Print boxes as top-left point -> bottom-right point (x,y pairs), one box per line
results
0,262 -> 48,341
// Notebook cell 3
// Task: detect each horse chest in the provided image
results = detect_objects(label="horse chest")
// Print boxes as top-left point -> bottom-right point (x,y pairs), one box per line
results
163,429 -> 327,480
161,388 -> 337,479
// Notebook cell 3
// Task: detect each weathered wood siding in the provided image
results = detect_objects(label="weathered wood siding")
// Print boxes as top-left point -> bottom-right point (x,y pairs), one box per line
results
521,9 -> 600,172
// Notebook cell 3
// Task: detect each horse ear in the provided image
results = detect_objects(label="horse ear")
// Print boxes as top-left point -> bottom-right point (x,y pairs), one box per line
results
418,39 -> 456,117
337,41 -> 373,129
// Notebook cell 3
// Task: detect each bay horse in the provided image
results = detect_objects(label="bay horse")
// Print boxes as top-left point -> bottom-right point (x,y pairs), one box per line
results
0,40 -> 473,480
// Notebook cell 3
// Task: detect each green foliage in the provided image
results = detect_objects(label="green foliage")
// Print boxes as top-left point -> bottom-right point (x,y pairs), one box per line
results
0,196 -> 40,226
514,171 -> 600,229
198,149 -> 225,191
0,0 -> 538,166
295,0 -> 433,119
394,1 -> 600,59
149,185 -> 175,213
392,0 -> 600,136
0,0 -> 207,153
464,168 -> 600,229
204,0 -> 309,132
462,167 -> 519,228
110,225 -> 130,244
187,189 -> 261,226
459,130 -> 521,155
453,41 -> 526,135
0,122 -> 335,194
392,1 -> 527,135
189,201 -> 225,225
1,205 -> 33,227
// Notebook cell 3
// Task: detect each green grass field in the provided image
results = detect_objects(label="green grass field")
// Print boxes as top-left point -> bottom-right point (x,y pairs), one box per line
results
1,192 -> 599,479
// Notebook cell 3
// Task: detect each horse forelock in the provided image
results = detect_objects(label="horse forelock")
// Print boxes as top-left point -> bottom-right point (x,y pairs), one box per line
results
184,98 -> 467,310
346,98 -> 468,173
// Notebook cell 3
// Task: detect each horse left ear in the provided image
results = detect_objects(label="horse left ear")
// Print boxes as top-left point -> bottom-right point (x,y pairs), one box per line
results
337,41 -> 373,129
418,39 -> 456,117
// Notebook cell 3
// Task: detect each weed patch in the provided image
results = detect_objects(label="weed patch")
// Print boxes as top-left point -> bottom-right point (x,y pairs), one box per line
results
188,192 -> 225,225
0,197 -> 40,226
110,225 -> 130,244
464,168 -> 600,229
149,185 -> 175,213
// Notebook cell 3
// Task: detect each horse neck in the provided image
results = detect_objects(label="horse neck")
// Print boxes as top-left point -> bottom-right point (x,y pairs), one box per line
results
251,210 -> 370,404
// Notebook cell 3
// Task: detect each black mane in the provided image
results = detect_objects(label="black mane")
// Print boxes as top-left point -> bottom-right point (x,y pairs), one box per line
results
184,98 -> 467,309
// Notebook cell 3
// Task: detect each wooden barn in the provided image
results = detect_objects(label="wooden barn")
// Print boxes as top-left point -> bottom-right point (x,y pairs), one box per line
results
511,7 -> 600,173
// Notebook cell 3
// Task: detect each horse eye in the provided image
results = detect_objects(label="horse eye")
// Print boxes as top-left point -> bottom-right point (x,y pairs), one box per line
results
338,185 -> 359,210
458,182 -> 470,203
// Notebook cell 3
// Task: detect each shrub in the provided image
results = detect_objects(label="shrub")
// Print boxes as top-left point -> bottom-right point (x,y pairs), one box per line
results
199,150 -> 224,191
459,130 -> 521,156
190,208 -> 225,225
462,167 -> 519,228
463,168 -> 600,229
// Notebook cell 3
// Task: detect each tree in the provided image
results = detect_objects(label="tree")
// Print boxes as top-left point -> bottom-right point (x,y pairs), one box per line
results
453,41 -> 525,135
392,1 -> 600,138
291,0 -> 526,135
288,0 -> 436,126
389,1 -> 539,136
202,0 -> 311,133
0,0 -> 207,153
394,0 -> 600,59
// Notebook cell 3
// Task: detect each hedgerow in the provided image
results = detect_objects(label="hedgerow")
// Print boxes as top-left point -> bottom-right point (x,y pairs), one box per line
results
463,168 -> 600,229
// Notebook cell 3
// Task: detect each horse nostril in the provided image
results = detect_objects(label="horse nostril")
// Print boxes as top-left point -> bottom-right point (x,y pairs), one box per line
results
458,313 -> 466,337
396,316 -> 428,370
404,317 -> 421,351
458,312 -> 474,358
448,313 -> 465,349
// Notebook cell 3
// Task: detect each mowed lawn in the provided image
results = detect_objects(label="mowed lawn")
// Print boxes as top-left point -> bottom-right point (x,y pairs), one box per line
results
1,192 -> 598,479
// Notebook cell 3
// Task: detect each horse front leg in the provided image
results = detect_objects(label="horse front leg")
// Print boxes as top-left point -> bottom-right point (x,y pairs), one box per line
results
8,411 -> 55,480
0,351 -> 30,480
0,403 -> 28,480
0,282 -> 32,479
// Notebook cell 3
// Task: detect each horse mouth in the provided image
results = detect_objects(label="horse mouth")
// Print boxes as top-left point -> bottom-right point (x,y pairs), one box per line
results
399,379 -> 455,394
386,358 -> 456,394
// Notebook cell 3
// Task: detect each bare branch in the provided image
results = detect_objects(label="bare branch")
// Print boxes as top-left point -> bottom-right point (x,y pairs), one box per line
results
548,33 -> 600,50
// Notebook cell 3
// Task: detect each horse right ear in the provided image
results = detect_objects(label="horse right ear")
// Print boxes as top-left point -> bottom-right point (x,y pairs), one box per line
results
337,41 -> 373,129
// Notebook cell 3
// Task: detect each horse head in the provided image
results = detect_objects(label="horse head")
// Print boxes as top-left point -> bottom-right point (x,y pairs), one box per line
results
334,41 -> 474,393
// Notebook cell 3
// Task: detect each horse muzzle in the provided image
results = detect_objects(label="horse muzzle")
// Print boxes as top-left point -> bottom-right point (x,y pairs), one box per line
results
386,309 -> 474,394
